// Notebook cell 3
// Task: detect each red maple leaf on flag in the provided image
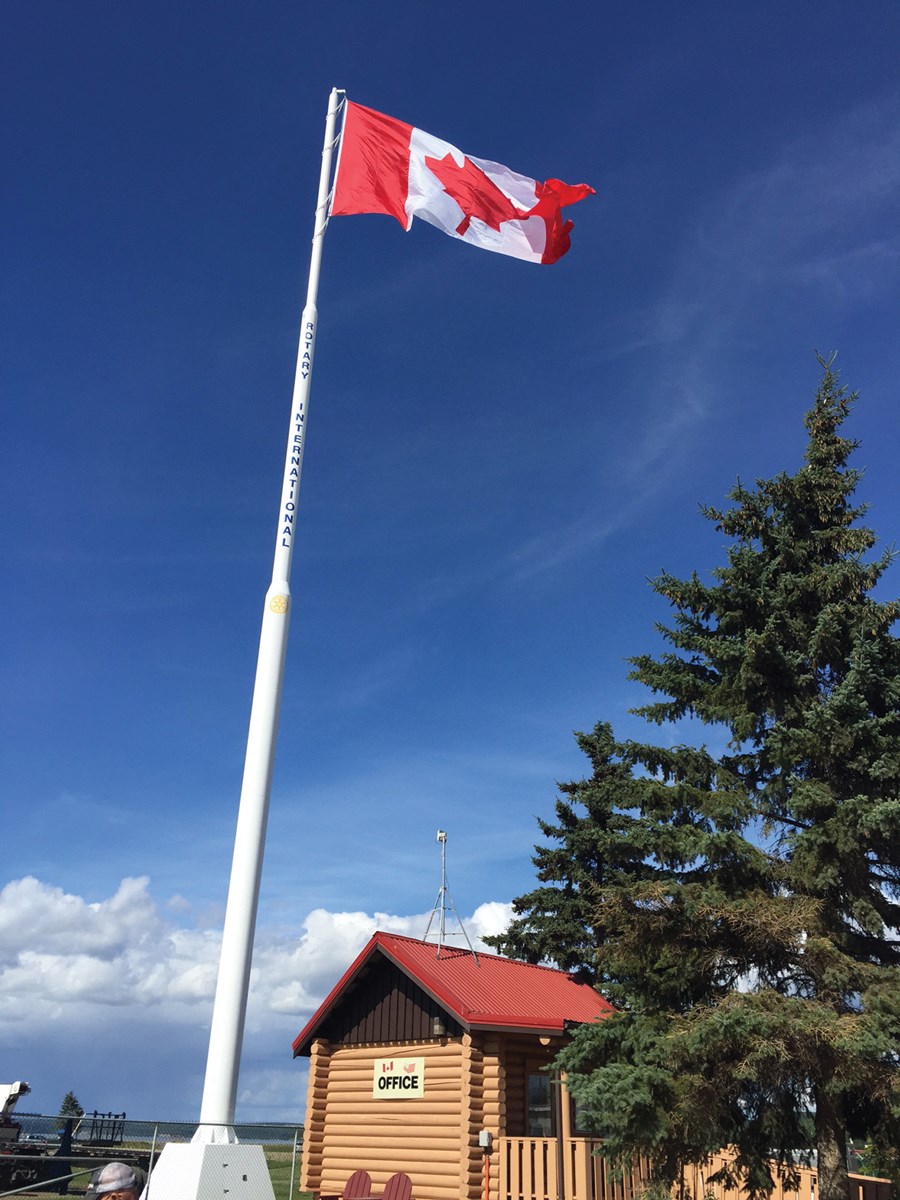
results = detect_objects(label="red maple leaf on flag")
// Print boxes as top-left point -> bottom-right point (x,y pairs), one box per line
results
424,152 -> 529,235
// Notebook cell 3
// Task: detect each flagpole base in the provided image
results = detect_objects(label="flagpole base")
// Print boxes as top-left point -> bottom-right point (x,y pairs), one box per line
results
192,1123 -> 240,1145
145,1142 -> 275,1200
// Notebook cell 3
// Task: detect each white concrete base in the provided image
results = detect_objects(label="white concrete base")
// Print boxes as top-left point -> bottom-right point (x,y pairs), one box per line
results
145,1142 -> 276,1200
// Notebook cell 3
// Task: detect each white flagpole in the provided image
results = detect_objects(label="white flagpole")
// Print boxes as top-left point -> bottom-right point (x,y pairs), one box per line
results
195,86 -> 345,1140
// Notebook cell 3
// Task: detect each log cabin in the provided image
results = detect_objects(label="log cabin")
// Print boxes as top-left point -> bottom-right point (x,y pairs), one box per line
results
293,931 -> 614,1200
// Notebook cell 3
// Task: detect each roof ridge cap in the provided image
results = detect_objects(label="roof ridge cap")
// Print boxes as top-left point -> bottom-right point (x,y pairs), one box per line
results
376,930 -> 587,980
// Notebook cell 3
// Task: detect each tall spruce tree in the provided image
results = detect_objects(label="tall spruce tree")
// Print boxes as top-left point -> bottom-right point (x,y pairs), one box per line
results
489,361 -> 900,1200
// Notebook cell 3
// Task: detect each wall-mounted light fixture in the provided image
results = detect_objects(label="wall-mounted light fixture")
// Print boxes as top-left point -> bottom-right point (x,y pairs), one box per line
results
433,1016 -> 446,1037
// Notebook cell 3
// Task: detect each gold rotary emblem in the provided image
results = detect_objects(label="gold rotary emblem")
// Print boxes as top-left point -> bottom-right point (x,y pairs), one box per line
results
269,594 -> 289,614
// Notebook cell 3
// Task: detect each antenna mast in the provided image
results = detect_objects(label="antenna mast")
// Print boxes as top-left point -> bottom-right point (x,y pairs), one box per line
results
423,830 -> 478,961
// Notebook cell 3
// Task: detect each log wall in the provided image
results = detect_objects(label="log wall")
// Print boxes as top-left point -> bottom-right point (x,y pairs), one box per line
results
474,1035 -> 504,1200
300,1037 -> 468,1200
301,1031 -> 569,1200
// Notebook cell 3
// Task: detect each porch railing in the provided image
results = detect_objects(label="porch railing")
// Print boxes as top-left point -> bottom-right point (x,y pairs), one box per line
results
499,1138 -> 653,1200
496,1138 -> 892,1200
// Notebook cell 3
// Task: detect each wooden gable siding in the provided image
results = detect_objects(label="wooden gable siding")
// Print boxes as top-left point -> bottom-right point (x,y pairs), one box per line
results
318,954 -> 464,1046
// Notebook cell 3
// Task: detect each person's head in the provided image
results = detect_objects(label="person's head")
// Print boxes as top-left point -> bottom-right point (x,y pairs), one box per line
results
85,1161 -> 141,1200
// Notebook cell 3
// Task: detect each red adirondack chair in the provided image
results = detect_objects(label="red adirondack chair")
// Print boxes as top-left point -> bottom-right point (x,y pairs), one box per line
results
341,1170 -> 374,1200
382,1173 -> 413,1200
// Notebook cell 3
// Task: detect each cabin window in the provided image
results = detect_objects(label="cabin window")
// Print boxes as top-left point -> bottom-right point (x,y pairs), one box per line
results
526,1070 -> 555,1137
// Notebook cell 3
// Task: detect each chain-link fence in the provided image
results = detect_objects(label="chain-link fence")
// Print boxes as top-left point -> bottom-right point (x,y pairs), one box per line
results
0,1112 -> 303,1199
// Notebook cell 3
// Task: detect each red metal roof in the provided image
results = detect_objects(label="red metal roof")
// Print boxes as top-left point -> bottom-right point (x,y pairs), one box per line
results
292,931 -> 613,1056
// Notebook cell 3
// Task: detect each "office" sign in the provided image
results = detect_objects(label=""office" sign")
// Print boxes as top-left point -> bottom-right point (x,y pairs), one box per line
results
372,1056 -> 425,1099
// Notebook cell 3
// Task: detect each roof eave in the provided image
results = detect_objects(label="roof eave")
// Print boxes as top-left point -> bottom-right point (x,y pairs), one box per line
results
467,1020 -> 567,1038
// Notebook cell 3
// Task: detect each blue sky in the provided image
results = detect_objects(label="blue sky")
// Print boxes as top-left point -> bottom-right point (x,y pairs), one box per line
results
3,0 -> 900,1123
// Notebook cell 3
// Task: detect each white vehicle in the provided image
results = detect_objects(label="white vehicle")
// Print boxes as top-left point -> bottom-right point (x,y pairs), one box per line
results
0,1081 -> 31,1143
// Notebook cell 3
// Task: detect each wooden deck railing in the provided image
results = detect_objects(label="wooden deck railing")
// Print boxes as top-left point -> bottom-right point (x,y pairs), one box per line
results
498,1137 -> 653,1200
496,1138 -> 892,1200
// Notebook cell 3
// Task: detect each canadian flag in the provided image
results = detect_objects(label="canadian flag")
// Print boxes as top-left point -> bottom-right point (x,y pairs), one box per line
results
331,101 -> 595,265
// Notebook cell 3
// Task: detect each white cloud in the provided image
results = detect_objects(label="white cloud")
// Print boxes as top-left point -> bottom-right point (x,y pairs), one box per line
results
0,876 -> 515,1121
468,901 -> 514,941
0,876 -> 160,963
